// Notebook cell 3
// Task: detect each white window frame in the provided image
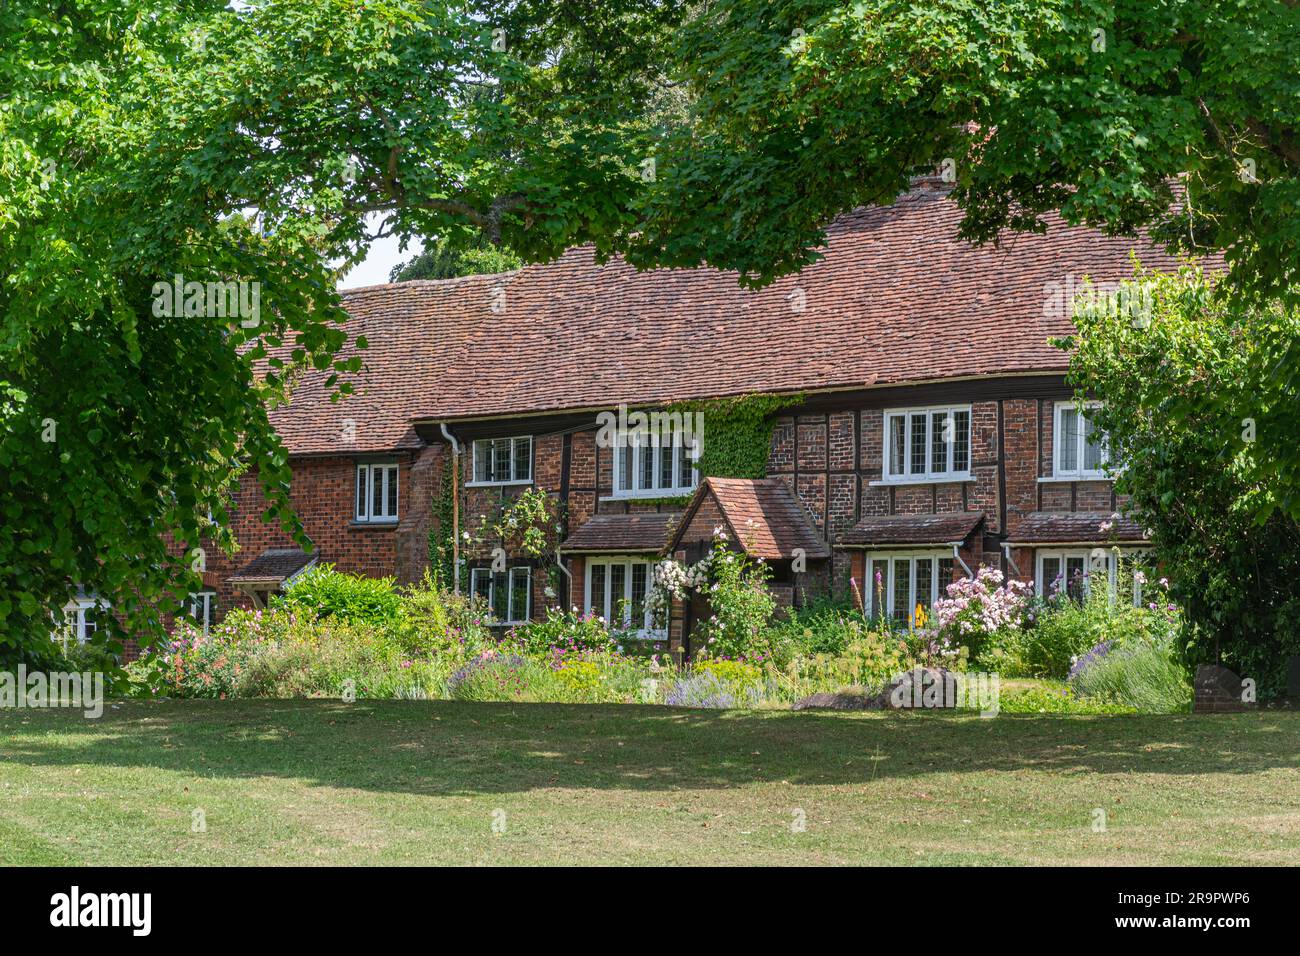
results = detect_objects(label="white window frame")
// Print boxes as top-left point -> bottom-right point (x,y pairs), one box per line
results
54,597 -> 104,646
468,436 -> 533,486
188,591 -> 216,635
355,461 -> 400,523
1052,401 -> 1109,479
864,550 -> 958,623
469,566 -> 532,624
611,429 -> 699,499
880,405 -> 972,483
1036,548 -> 1151,605
583,556 -> 665,640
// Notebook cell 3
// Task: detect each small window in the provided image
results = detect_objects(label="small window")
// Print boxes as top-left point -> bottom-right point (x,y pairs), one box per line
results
882,406 -> 971,482
585,557 -> 664,639
470,437 -> 532,485
865,552 -> 958,624
355,462 -> 399,522
611,426 -> 699,498
1053,402 -> 1108,478
470,566 -> 531,624
188,591 -> 217,634
1037,548 -> 1149,605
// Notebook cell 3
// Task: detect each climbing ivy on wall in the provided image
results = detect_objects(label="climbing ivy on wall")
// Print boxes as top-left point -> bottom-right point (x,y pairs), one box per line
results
669,392 -> 801,481
427,463 -> 456,588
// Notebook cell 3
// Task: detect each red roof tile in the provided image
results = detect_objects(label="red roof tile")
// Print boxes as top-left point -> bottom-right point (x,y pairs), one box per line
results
271,187 -> 1201,454
839,512 -> 985,547
1006,512 -> 1148,545
671,477 -> 829,560
560,512 -> 678,554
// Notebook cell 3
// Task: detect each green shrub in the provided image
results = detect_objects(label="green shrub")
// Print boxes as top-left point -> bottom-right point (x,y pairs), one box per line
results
766,598 -> 867,657
694,540 -> 777,663
277,564 -> 403,626
999,682 -> 1137,715
1069,637 -> 1192,714
506,607 -> 616,657
396,572 -> 494,659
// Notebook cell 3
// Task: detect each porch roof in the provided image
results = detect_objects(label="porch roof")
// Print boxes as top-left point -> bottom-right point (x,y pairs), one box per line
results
669,477 -> 829,561
228,548 -> 318,585
838,512 -> 984,548
1005,511 -> 1148,546
559,512 -> 678,554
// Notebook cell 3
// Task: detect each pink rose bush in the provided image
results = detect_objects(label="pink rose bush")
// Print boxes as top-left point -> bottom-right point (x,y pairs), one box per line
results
928,568 -> 1033,659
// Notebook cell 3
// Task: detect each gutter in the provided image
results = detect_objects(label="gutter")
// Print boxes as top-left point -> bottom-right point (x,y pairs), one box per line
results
439,423 -> 461,595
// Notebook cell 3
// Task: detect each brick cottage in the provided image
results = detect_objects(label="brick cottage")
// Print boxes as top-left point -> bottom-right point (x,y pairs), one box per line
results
67,182 -> 1184,655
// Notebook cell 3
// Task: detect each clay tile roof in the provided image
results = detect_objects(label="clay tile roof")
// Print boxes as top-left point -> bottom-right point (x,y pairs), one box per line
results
560,513 -> 678,554
677,477 -> 830,560
1006,511 -> 1148,545
228,548 -> 318,583
268,187 -> 1204,455
839,512 -> 985,547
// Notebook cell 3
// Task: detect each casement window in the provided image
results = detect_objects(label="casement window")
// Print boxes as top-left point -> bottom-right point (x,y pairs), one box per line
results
611,427 -> 699,498
56,598 -> 102,645
188,591 -> 217,634
865,552 -> 958,624
470,436 -> 532,485
881,406 -> 972,482
1053,402 -> 1108,478
470,567 -> 532,624
355,462 -> 399,522
584,557 -> 664,639
1037,549 -> 1150,605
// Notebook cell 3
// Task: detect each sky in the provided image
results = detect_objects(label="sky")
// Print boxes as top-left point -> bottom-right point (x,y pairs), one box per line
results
337,217 -> 424,289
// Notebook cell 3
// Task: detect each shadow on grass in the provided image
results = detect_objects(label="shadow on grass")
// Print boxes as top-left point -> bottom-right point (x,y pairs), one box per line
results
1,699 -> 1297,797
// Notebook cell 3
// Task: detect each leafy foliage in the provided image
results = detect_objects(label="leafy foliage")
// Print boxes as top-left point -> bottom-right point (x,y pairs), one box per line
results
1065,269 -> 1300,696
277,564 -> 403,626
672,392 -> 797,481
389,237 -> 522,282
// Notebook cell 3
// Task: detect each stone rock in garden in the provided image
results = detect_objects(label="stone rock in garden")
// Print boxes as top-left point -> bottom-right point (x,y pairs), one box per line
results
886,667 -> 958,709
1193,664 -> 1255,713
791,691 -> 880,711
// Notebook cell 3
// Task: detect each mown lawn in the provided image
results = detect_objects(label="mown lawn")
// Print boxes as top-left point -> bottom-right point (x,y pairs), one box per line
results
1,700 -> 1297,865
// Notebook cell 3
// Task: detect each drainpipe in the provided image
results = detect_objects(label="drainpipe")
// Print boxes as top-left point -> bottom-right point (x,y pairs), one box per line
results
951,543 -> 973,579
439,423 -> 461,595
1001,542 -> 1022,578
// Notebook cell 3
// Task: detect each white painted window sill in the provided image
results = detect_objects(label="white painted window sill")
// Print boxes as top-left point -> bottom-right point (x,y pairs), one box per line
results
465,479 -> 534,489
1037,475 -> 1111,483
600,490 -> 695,502
869,475 -> 973,487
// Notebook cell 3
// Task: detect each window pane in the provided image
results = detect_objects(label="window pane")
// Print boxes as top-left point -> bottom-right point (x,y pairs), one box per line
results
909,414 -> 927,474
492,439 -> 512,482
679,440 -> 693,489
589,563 -> 606,618
630,563 -> 648,627
659,434 -> 673,489
938,558 -> 956,598
892,558 -> 911,623
372,464 -> 383,518
472,569 -> 492,605
492,571 -> 509,621
509,568 -> 530,622
1041,557 -> 1061,595
610,563 -> 627,626
639,437 -> 653,490
1065,556 -> 1086,602
514,437 -> 531,481
473,443 -> 489,482
888,414 -> 906,476
617,444 -> 631,493
915,558 -> 933,614
1082,412 -> 1103,471
952,410 -> 970,473
386,466 -> 398,517
356,466 -> 367,518
1059,408 -> 1080,472
931,411 -> 950,474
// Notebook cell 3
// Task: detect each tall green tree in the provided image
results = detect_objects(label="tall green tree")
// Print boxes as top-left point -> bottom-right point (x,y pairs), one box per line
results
0,0 -> 686,656
390,238 -> 522,282
1063,270 -> 1300,695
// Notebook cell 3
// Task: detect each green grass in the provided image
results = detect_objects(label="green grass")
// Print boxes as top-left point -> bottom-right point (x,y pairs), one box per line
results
1,700 -> 1297,865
